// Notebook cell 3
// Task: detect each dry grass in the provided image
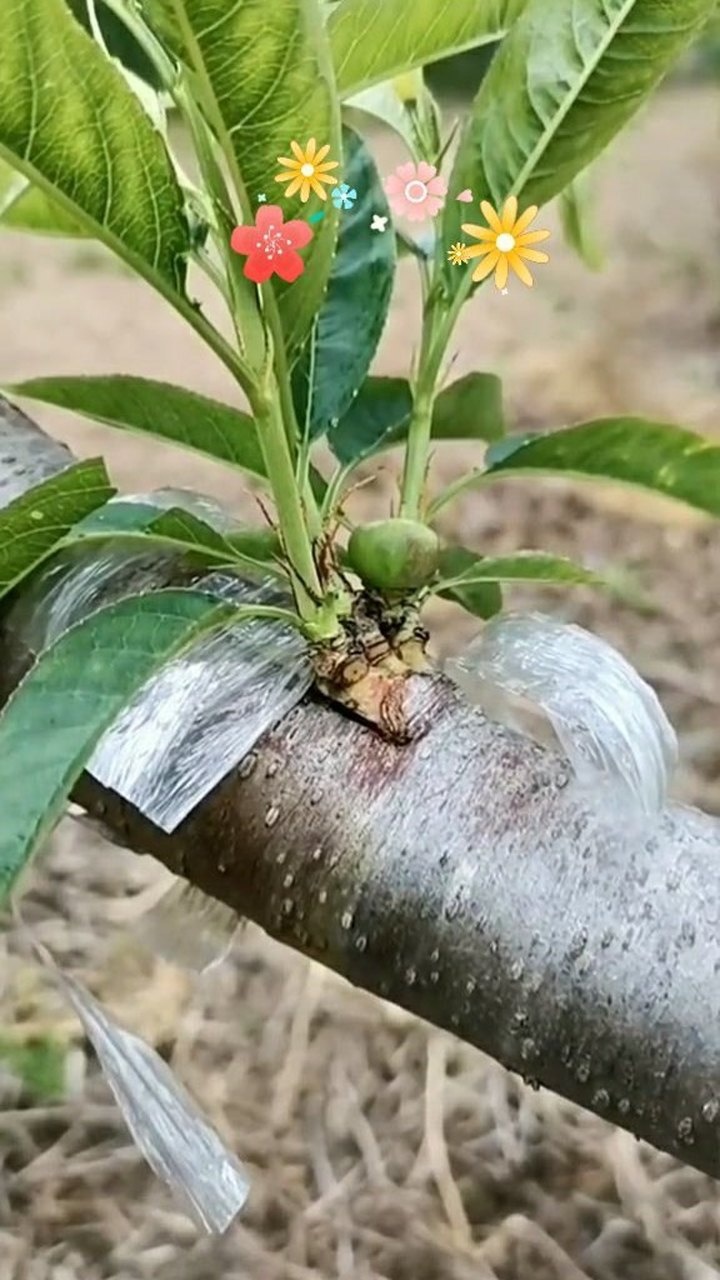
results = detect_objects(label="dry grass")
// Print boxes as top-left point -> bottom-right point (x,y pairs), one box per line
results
3,824 -> 720,1280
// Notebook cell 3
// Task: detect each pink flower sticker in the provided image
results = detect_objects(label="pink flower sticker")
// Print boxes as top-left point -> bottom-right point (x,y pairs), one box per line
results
384,161 -> 447,223
230,204 -> 313,284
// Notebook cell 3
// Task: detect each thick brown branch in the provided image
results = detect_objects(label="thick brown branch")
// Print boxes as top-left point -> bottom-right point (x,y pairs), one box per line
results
3,397 -> 720,1181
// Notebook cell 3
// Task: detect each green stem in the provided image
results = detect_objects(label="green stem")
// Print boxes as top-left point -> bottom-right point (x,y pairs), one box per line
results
399,300 -> 453,519
162,0 -> 322,541
252,389 -> 336,636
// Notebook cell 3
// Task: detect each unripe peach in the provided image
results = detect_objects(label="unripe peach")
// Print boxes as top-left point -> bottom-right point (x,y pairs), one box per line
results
347,518 -> 439,593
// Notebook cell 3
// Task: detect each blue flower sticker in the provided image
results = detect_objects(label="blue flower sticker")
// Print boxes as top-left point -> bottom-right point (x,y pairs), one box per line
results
332,183 -> 357,211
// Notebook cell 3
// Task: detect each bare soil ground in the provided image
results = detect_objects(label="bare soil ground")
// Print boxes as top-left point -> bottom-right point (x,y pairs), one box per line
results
1,87 -> 720,1279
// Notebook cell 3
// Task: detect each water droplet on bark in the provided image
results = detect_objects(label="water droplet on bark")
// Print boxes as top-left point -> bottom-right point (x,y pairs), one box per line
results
592,1088 -> 610,1110
404,966 -> 417,986
238,752 -> 257,779
355,935 -> 367,952
677,1116 -> 695,1145
318,888 -> 328,905
702,1098 -> 720,1123
340,910 -> 354,930
568,929 -> 588,961
444,897 -> 462,921
575,1058 -> 591,1083
679,920 -> 696,948
283,872 -> 294,888
265,805 -> 280,827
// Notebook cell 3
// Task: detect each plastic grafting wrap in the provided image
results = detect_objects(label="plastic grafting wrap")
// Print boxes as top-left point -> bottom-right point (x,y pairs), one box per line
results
68,810 -> 241,971
5,490 -> 313,832
21,926 -> 249,1233
133,878 -> 241,973
88,569 -> 312,831
118,486 -> 249,532
446,613 -> 678,823
68,806 -> 242,972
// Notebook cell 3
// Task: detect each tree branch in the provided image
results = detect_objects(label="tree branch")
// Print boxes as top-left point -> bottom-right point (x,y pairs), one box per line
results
3,397 -> 720,1181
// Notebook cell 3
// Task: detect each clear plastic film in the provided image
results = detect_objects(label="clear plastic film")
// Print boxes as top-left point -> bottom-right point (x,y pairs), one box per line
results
15,914 -> 250,1234
4,489 -> 313,833
89,570 -> 312,831
446,612 -> 678,823
132,878 -> 241,973
114,486 -> 251,533
68,807 -> 241,972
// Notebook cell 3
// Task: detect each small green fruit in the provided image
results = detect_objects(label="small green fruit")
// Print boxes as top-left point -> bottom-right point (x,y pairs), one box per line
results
347,518 -> 440,593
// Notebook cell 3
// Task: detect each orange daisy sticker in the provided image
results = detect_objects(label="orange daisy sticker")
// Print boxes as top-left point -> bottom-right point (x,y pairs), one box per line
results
462,196 -> 550,289
275,138 -> 339,203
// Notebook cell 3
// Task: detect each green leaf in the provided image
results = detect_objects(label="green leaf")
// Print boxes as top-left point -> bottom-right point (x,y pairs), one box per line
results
118,506 -> 280,575
330,377 -> 412,465
0,589 -> 234,904
9,376 -> 268,482
224,527 -> 283,564
65,0 -> 162,87
145,0 -> 341,355
75,501 -> 235,560
74,499 -> 283,574
293,128 -> 395,439
75,499 -> 171,535
344,70 -> 441,158
138,507 -> 238,560
330,0 -> 525,97
435,546 -> 502,619
437,549 -> 601,589
484,419 -> 720,518
395,225 -> 434,264
432,373 -> 505,443
0,1035 -> 68,1100
442,0 -> 716,289
559,176 -> 603,271
329,372 -> 504,466
10,375 -> 328,502
0,159 -> 85,237
0,0 -> 190,295
0,459 -> 114,601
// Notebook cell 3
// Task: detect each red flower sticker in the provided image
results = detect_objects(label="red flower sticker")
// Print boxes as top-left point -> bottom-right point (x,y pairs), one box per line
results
230,205 -> 313,283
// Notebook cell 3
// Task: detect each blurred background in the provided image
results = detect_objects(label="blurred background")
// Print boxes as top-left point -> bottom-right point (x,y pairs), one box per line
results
1,25 -> 720,1280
